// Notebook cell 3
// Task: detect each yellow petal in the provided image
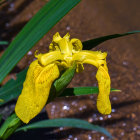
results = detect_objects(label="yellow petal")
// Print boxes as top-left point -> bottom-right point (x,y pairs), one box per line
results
96,65 -> 111,114
37,51 -> 63,66
76,63 -> 84,73
15,60 -> 59,123
70,38 -> 83,51
73,50 -> 107,67
73,50 -> 111,114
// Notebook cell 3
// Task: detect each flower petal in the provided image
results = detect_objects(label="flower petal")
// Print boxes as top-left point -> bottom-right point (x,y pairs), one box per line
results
72,50 -> 111,114
15,60 -> 59,123
96,66 -> 111,114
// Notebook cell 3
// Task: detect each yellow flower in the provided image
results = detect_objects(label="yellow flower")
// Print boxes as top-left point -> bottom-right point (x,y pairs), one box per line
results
15,32 -> 111,124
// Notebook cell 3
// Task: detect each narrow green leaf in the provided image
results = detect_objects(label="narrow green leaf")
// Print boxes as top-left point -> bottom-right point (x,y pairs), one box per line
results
60,87 -> 120,97
82,30 -> 140,50
0,113 -> 22,140
0,69 -> 27,106
0,41 -> 8,45
16,118 -> 112,138
0,0 -> 81,83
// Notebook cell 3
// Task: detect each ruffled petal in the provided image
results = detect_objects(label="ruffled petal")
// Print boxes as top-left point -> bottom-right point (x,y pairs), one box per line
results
15,60 -> 59,123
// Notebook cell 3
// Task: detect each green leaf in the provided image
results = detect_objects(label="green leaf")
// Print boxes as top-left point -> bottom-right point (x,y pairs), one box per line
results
0,0 -> 81,83
0,41 -> 8,45
16,118 -> 112,138
0,113 -> 22,140
60,87 -> 120,97
82,30 -> 140,50
0,69 -> 27,106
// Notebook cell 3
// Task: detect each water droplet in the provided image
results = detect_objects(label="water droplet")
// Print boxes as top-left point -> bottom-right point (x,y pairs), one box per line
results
27,51 -> 32,55
112,108 -> 116,112
133,127 -> 137,131
112,97 -> 117,101
88,117 -> 93,123
79,107 -> 83,111
108,114 -> 112,118
59,127 -> 63,130
122,123 -> 126,126
8,3 -> 15,11
52,105 -> 56,109
66,26 -> 70,31
88,135 -> 92,140
123,61 -> 128,66
62,105 -> 70,110
100,136 -> 104,140
99,117 -> 103,120
121,132 -> 124,136
5,23 -> 10,27
68,135 -> 73,138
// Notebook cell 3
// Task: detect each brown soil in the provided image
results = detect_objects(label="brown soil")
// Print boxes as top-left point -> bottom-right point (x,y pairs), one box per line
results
0,0 -> 140,140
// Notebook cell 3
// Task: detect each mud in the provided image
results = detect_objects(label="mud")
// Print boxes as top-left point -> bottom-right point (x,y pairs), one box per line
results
0,0 -> 140,140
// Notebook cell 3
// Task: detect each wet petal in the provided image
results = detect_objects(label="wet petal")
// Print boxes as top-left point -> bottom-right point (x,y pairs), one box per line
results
15,60 -> 59,123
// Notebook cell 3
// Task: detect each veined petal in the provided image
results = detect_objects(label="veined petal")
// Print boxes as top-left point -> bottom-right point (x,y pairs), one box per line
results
96,66 -> 111,114
15,60 -> 59,123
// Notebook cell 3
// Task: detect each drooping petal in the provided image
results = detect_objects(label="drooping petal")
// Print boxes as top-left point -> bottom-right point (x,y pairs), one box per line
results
72,50 -> 111,114
15,60 -> 59,123
96,65 -> 111,114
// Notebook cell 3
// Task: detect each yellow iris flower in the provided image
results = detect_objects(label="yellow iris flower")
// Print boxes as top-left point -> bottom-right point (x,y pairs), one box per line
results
15,32 -> 111,124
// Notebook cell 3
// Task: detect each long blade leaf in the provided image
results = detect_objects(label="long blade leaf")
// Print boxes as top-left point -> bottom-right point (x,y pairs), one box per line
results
82,30 -> 140,50
0,0 -> 81,83
16,118 -> 112,138
0,69 -> 27,106
60,87 -> 120,97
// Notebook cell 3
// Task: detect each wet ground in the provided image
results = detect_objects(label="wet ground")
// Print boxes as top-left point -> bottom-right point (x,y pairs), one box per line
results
0,0 -> 140,140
